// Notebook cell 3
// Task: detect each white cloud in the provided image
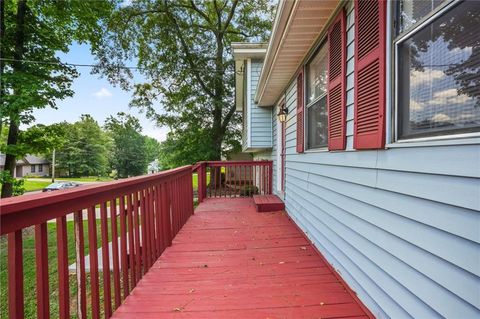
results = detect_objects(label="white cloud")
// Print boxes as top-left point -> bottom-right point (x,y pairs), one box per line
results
430,88 -> 470,106
432,113 -> 451,123
410,69 -> 446,88
93,88 -> 112,98
410,99 -> 424,111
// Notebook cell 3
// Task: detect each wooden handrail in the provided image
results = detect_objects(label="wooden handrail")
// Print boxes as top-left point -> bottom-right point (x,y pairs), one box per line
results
193,160 -> 273,202
0,165 -> 191,235
0,165 -> 194,319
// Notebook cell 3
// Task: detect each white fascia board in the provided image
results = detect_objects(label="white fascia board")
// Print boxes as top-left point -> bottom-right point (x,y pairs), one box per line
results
247,58 -> 252,148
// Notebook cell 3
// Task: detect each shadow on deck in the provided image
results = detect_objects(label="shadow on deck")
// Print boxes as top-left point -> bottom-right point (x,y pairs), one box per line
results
112,198 -> 373,318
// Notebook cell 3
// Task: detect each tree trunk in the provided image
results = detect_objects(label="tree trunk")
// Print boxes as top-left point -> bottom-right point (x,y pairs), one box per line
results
1,121 -> 19,197
1,0 -> 27,198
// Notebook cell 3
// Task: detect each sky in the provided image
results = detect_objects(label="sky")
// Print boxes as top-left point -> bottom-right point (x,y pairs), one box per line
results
27,42 -> 169,142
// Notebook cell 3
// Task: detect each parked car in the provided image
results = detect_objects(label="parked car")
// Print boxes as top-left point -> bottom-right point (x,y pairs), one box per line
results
42,182 -> 80,192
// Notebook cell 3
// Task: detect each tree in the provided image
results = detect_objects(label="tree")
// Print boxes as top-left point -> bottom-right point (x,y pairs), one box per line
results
16,123 -> 69,157
95,0 -> 273,168
55,115 -> 111,177
0,0 -> 116,197
105,113 -> 147,178
144,136 -> 162,164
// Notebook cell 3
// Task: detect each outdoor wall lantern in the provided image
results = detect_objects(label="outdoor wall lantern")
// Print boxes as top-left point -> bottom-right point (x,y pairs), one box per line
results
277,105 -> 288,123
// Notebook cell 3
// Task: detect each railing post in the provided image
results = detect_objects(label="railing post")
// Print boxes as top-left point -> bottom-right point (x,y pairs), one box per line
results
268,161 -> 273,194
198,162 -> 207,203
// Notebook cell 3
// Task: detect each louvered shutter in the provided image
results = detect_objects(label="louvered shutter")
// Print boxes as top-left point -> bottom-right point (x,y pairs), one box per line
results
354,0 -> 386,149
327,9 -> 347,150
296,72 -> 304,153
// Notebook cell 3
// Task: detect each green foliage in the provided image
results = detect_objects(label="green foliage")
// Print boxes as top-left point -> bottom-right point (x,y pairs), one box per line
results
0,0 -> 117,125
55,115 -> 111,177
0,0 -> 118,197
0,171 -> 25,196
10,122 -> 68,157
105,112 -> 148,178
144,136 -> 161,164
239,184 -> 259,197
95,0 -> 274,167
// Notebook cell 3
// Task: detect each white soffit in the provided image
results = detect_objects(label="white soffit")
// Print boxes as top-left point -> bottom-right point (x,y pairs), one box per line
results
255,0 -> 341,106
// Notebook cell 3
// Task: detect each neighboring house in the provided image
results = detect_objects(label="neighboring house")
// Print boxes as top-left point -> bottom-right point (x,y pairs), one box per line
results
233,1 -> 479,318
147,159 -> 161,174
0,154 -> 50,177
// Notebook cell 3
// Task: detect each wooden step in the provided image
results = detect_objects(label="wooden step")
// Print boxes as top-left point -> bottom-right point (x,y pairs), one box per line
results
253,195 -> 285,212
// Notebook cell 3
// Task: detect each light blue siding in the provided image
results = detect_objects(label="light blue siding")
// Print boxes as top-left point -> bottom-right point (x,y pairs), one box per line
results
251,2 -> 480,314
274,77 -> 480,318
254,104 -> 278,193
249,60 -> 272,149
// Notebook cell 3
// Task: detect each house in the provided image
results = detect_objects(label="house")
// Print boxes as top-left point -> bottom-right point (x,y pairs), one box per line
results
0,154 -> 50,178
147,159 -> 161,174
233,0 -> 480,318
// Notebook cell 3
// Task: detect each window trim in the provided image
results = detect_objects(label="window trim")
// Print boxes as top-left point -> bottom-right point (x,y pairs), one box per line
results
392,0 -> 480,144
305,40 -> 329,150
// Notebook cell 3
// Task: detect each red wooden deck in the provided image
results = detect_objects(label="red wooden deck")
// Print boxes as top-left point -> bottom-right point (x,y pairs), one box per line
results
112,198 -> 373,318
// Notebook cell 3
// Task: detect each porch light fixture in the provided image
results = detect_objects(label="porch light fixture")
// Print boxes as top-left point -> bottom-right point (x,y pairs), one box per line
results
277,105 -> 288,123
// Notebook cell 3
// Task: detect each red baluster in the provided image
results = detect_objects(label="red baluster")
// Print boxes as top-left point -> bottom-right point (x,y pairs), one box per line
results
87,206 -> 100,319
56,215 -> 69,319
110,198 -> 121,309
35,223 -> 49,319
100,202 -> 112,318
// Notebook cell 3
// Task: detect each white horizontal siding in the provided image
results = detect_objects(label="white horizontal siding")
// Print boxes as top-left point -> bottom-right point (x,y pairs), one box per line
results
248,1 -> 480,316
250,60 -> 272,148
259,67 -> 480,319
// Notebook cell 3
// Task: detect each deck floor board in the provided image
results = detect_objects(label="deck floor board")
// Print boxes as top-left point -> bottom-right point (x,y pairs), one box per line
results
112,198 -> 372,318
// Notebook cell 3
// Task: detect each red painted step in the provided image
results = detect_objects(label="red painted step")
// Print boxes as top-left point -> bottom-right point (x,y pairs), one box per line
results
253,194 -> 285,212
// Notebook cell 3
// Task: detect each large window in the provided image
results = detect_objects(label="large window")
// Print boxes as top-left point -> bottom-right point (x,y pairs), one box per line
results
395,0 -> 480,140
306,43 -> 329,148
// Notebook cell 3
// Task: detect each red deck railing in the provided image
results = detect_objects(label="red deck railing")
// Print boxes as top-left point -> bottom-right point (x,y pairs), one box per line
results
193,161 -> 273,203
0,165 -> 194,319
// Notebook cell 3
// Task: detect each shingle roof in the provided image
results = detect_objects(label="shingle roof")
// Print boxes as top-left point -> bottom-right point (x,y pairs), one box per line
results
0,154 -> 49,166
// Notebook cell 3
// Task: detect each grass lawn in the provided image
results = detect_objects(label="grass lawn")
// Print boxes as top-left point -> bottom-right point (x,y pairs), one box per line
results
192,172 -> 211,191
0,218 -> 116,319
23,179 -> 51,192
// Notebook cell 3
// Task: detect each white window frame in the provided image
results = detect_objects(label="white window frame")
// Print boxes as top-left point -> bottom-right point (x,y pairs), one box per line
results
389,0 -> 480,147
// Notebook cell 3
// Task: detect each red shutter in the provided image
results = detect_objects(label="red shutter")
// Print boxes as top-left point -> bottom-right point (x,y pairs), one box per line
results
327,9 -> 347,150
354,0 -> 386,149
296,71 -> 305,153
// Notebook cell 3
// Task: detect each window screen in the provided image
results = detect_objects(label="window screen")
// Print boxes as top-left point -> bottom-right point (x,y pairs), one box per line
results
306,44 -> 328,105
306,42 -> 329,149
397,0 -> 447,35
307,97 -> 328,148
397,0 -> 480,139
